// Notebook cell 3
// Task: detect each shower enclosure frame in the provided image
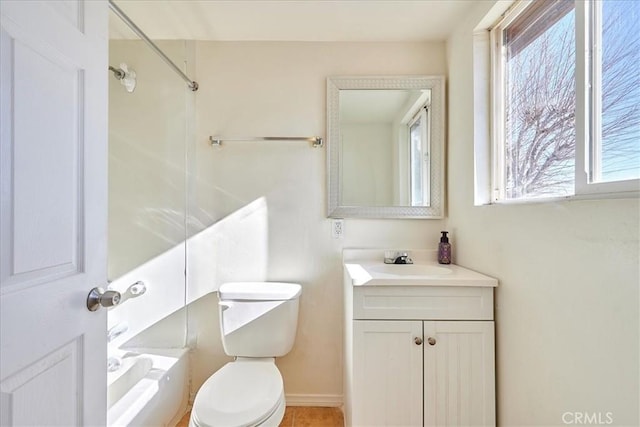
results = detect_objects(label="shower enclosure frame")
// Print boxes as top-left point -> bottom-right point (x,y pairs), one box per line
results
106,2 -> 196,424
108,0 -> 199,91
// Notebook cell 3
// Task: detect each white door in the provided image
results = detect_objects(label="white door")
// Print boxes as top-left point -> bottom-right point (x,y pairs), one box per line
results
0,1 -> 108,425
353,320 -> 423,427
424,321 -> 496,427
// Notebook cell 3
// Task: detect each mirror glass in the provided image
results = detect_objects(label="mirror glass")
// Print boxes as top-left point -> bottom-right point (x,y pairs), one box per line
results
327,76 -> 445,218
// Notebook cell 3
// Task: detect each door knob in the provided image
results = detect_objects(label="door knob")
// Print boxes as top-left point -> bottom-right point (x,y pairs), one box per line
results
414,337 -> 423,345
87,287 -> 121,311
427,337 -> 436,346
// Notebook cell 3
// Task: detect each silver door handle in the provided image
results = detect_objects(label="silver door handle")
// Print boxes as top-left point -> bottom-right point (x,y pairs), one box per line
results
87,287 -> 121,311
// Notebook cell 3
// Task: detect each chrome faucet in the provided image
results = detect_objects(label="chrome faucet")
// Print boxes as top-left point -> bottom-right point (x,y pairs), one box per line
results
393,254 -> 413,264
384,251 -> 414,264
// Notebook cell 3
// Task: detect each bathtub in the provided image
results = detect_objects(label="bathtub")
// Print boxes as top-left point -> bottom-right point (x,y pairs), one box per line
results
107,348 -> 189,427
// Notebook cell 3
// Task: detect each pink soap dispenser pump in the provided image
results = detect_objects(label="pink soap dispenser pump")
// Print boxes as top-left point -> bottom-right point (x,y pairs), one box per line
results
438,231 -> 451,264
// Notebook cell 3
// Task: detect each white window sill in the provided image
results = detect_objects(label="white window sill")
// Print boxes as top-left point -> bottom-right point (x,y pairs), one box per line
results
479,190 -> 640,206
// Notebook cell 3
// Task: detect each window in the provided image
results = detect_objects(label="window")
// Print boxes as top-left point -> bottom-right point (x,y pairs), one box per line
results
491,0 -> 639,201
409,107 -> 430,206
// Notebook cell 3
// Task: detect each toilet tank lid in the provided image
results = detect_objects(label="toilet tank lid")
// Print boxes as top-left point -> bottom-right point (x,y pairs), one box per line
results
219,282 -> 302,301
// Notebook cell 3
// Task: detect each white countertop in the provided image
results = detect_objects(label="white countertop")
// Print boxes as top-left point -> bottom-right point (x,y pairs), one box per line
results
343,249 -> 498,287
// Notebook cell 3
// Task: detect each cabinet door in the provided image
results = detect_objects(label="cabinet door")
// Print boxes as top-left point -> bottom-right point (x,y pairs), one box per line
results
353,320 -> 423,427
424,321 -> 495,426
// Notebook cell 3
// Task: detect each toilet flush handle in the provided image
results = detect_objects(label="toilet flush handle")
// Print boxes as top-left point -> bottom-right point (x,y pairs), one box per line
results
218,301 -> 234,311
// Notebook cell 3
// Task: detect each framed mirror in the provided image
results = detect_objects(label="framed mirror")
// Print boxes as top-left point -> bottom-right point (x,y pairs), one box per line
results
327,76 -> 445,218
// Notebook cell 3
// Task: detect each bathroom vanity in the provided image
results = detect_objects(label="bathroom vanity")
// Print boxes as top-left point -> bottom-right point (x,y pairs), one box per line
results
343,250 -> 498,427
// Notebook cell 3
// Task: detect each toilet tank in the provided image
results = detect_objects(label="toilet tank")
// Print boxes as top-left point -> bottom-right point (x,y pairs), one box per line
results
218,282 -> 301,358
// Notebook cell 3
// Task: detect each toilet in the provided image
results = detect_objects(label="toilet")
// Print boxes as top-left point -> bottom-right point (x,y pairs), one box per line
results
189,282 -> 302,427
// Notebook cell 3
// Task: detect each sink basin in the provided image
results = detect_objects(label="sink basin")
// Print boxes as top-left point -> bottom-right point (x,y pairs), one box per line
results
368,264 -> 453,276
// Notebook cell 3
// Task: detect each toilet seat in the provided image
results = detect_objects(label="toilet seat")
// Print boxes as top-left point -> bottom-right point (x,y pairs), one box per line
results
190,359 -> 284,427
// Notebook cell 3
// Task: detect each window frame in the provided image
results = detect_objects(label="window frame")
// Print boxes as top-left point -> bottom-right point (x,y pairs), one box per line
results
408,106 -> 431,207
489,0 -> 639,203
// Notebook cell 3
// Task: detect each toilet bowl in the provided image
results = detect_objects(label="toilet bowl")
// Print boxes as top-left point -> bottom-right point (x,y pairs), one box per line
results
190,282 -> 301,427
189,359 -> 285,427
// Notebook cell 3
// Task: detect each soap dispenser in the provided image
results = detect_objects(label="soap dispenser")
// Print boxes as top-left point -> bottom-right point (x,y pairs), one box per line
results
438,231 -> 451,264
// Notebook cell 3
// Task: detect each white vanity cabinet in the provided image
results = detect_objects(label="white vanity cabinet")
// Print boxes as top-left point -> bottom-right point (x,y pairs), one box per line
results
343,257 -> 497,427
352,319 -> 494,427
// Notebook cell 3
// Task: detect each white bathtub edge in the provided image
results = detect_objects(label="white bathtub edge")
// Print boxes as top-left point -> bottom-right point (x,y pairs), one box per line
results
107,347 -> 189,427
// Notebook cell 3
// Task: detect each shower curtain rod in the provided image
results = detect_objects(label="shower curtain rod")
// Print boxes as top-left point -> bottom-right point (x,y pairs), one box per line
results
108,0 -> 199,91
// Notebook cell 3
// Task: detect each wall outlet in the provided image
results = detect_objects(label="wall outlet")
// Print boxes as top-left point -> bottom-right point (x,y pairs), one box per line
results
332,219 -> 344,239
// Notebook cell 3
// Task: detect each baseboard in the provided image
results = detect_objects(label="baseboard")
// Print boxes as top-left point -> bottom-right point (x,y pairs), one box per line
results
285,393 -> 343,407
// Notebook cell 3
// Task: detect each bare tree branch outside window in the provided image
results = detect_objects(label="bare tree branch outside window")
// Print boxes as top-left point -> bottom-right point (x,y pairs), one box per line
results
502,0 -> 639,199
600,0 -> 640,182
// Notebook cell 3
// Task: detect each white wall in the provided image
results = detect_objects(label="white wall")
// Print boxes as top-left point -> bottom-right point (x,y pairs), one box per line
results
447,3 -> 639,426
108,40 -> 188,280
187,41 -> 448,402
107,40 -> 194,349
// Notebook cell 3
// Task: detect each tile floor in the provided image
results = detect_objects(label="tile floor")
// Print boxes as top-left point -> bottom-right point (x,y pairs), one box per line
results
279,407 -> 344,426
177,406 -> 344,426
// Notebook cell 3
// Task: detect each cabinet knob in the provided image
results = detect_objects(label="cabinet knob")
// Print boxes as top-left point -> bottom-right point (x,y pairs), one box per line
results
427,337 -> 436,346
414,337 -> 423,345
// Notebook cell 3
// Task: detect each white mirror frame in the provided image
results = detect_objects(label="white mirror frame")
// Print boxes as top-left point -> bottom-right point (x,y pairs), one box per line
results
327,76 -> 446,219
